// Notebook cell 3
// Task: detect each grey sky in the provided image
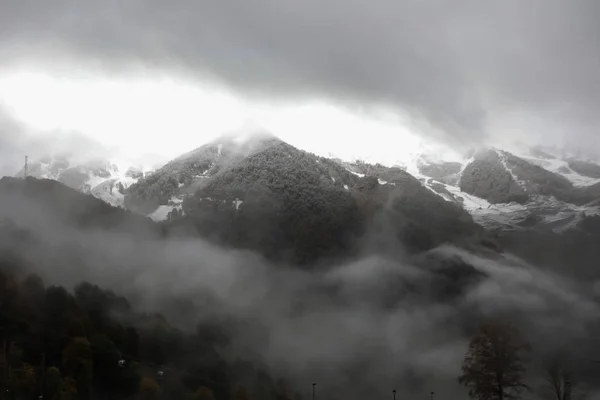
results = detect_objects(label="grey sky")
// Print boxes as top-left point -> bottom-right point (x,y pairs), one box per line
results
1,0 -> 599,153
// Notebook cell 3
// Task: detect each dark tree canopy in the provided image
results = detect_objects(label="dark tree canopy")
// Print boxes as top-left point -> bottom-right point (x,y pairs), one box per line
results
459,322 -> 530,400
0,268 -> 294,400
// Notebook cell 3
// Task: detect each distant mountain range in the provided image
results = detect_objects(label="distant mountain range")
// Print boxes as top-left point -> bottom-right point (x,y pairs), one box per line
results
9,131 -> 600,271
18,132 -> 600,233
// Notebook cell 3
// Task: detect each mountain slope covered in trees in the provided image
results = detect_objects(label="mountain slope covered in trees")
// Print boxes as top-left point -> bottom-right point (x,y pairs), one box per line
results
168,139 -> 485,265
124,132 -> 281,214
0,268 -> 296,400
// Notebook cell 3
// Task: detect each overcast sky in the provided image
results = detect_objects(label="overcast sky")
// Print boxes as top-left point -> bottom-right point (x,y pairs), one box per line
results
1,0 -> 600,170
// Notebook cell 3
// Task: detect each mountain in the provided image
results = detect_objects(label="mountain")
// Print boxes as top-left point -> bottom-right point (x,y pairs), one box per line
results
122,131 -> 485,264
124,131 -> 280,216
408,147 -> 600,233
14,154 -> 152,208
26,132 -> 600,237
17,132 -> 600,269
0,176 -> 158,240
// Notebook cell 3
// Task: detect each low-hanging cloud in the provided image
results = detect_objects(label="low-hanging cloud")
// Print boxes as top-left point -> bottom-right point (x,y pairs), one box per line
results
0,105 -> 115,175
0,106 -> 172,177
2,187 -> 600,399
1,0 -> 600,152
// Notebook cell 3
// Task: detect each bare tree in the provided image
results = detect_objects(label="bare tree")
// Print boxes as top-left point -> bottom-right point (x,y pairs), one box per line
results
458,321 -> 530,400
544,352 -> 585,400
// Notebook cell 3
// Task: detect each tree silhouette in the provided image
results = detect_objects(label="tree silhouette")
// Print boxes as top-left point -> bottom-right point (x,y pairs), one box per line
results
458,321 -> 529,400
544,351 -> 585,400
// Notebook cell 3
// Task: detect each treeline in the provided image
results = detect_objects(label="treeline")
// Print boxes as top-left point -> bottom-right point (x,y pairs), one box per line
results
0,269 -> 296,400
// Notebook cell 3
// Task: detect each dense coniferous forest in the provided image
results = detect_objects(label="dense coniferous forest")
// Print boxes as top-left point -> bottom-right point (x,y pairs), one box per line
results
0,267 -> 295,400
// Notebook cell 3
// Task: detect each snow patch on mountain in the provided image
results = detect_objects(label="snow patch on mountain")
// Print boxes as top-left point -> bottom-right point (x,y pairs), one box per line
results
420,171 -> 600,233
521,154 -> 600,187
148,196 -> 184,221
410,150 -> 600,233
16,155 -> 153,208
347,169 -> 365,178
496,149 -> 528,190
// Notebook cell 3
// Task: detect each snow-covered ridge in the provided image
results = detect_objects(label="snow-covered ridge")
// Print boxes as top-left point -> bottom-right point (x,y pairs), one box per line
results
16,155 -> 154,208
521,154 -> 600,187
413,147 -> 600,233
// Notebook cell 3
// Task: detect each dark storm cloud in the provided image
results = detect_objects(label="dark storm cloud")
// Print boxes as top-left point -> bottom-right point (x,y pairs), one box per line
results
1,0 -> 600,149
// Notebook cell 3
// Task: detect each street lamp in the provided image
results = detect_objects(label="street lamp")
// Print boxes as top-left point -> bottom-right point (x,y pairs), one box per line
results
312,383 -> 316,400
393,389 -> 396,400
431,391 -> 435,400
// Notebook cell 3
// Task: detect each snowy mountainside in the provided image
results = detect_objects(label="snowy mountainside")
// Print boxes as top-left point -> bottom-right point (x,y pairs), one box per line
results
412,146 -> 600,233
14,155 -> 153,208
145,134 -> 600,233
514,146 -> 600,187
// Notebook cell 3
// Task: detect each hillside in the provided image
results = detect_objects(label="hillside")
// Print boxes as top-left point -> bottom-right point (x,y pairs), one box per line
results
459,149 -> 531,204
0,177 -> 157,236
342,160 -> 483,251
170,141 -> 486,265
177,141 -> 362,264
124,132 -> 281,214
1,166 -> 485,270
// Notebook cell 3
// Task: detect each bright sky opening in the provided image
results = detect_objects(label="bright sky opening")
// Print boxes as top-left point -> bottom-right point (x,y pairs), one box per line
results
0,68 -> 459,168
